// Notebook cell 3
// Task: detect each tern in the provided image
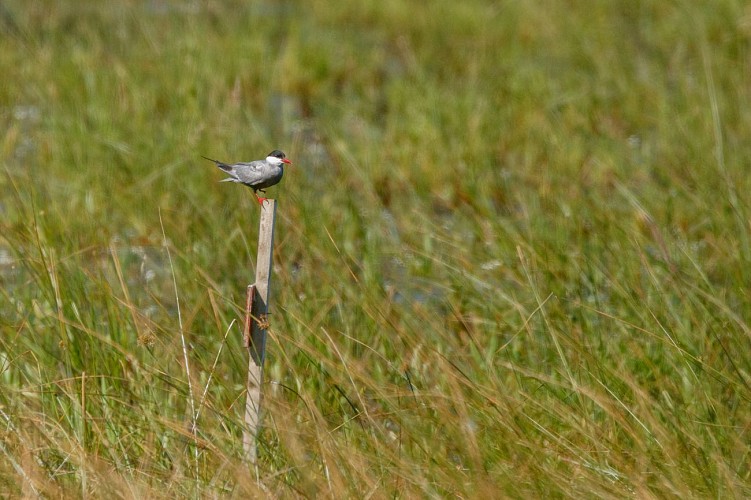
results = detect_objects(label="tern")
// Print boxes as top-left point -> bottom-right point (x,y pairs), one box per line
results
202,150 -> 292,205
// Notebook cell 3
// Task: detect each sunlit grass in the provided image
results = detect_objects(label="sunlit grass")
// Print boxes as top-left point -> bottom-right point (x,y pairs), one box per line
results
1,0 -> 750,497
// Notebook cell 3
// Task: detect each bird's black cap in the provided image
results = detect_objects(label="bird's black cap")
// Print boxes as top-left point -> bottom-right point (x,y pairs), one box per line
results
268,150 -> 286,159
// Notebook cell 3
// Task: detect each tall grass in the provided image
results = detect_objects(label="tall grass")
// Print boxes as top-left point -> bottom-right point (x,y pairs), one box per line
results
1,0 -> 750,497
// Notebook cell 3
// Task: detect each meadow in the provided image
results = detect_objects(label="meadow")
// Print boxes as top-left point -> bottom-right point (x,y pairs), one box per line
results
1,0 -> 750,497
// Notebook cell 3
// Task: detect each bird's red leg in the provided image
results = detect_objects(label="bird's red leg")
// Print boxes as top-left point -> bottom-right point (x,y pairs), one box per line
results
254,193 -> 268,206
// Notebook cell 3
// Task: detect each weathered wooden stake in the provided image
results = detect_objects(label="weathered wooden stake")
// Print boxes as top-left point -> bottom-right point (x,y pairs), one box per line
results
243,199 -> 277,464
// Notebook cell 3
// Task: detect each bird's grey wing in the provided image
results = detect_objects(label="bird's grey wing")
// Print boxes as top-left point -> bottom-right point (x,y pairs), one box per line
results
231,160 -> 267,185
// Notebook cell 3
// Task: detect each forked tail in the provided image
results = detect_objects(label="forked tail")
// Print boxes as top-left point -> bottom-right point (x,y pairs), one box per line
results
201,155 -> 233,173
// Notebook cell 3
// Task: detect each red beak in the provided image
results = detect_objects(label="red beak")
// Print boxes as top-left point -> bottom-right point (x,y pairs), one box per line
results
282,158 -> 292,164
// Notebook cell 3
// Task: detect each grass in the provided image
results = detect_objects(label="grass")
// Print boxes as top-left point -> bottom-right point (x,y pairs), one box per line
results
1,0 -> 750,497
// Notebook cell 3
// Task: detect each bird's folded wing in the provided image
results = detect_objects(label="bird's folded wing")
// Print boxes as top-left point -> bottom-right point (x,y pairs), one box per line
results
232,161 -> 268,185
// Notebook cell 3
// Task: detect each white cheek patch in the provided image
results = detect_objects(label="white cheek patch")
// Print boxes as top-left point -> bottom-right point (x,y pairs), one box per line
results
266,156 -> 283,165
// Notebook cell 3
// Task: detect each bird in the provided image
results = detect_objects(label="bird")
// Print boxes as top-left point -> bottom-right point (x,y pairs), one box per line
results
202,150 -> 292,205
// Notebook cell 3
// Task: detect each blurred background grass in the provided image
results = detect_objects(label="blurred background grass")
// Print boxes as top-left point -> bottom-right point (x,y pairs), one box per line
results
1,0 -> 750,497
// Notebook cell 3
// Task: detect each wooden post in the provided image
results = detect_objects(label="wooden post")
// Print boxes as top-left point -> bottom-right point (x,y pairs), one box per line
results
243,199 -> 276,464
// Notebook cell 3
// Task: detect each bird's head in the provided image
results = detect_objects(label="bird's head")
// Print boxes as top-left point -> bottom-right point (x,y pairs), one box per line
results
267,150 -> 292,165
